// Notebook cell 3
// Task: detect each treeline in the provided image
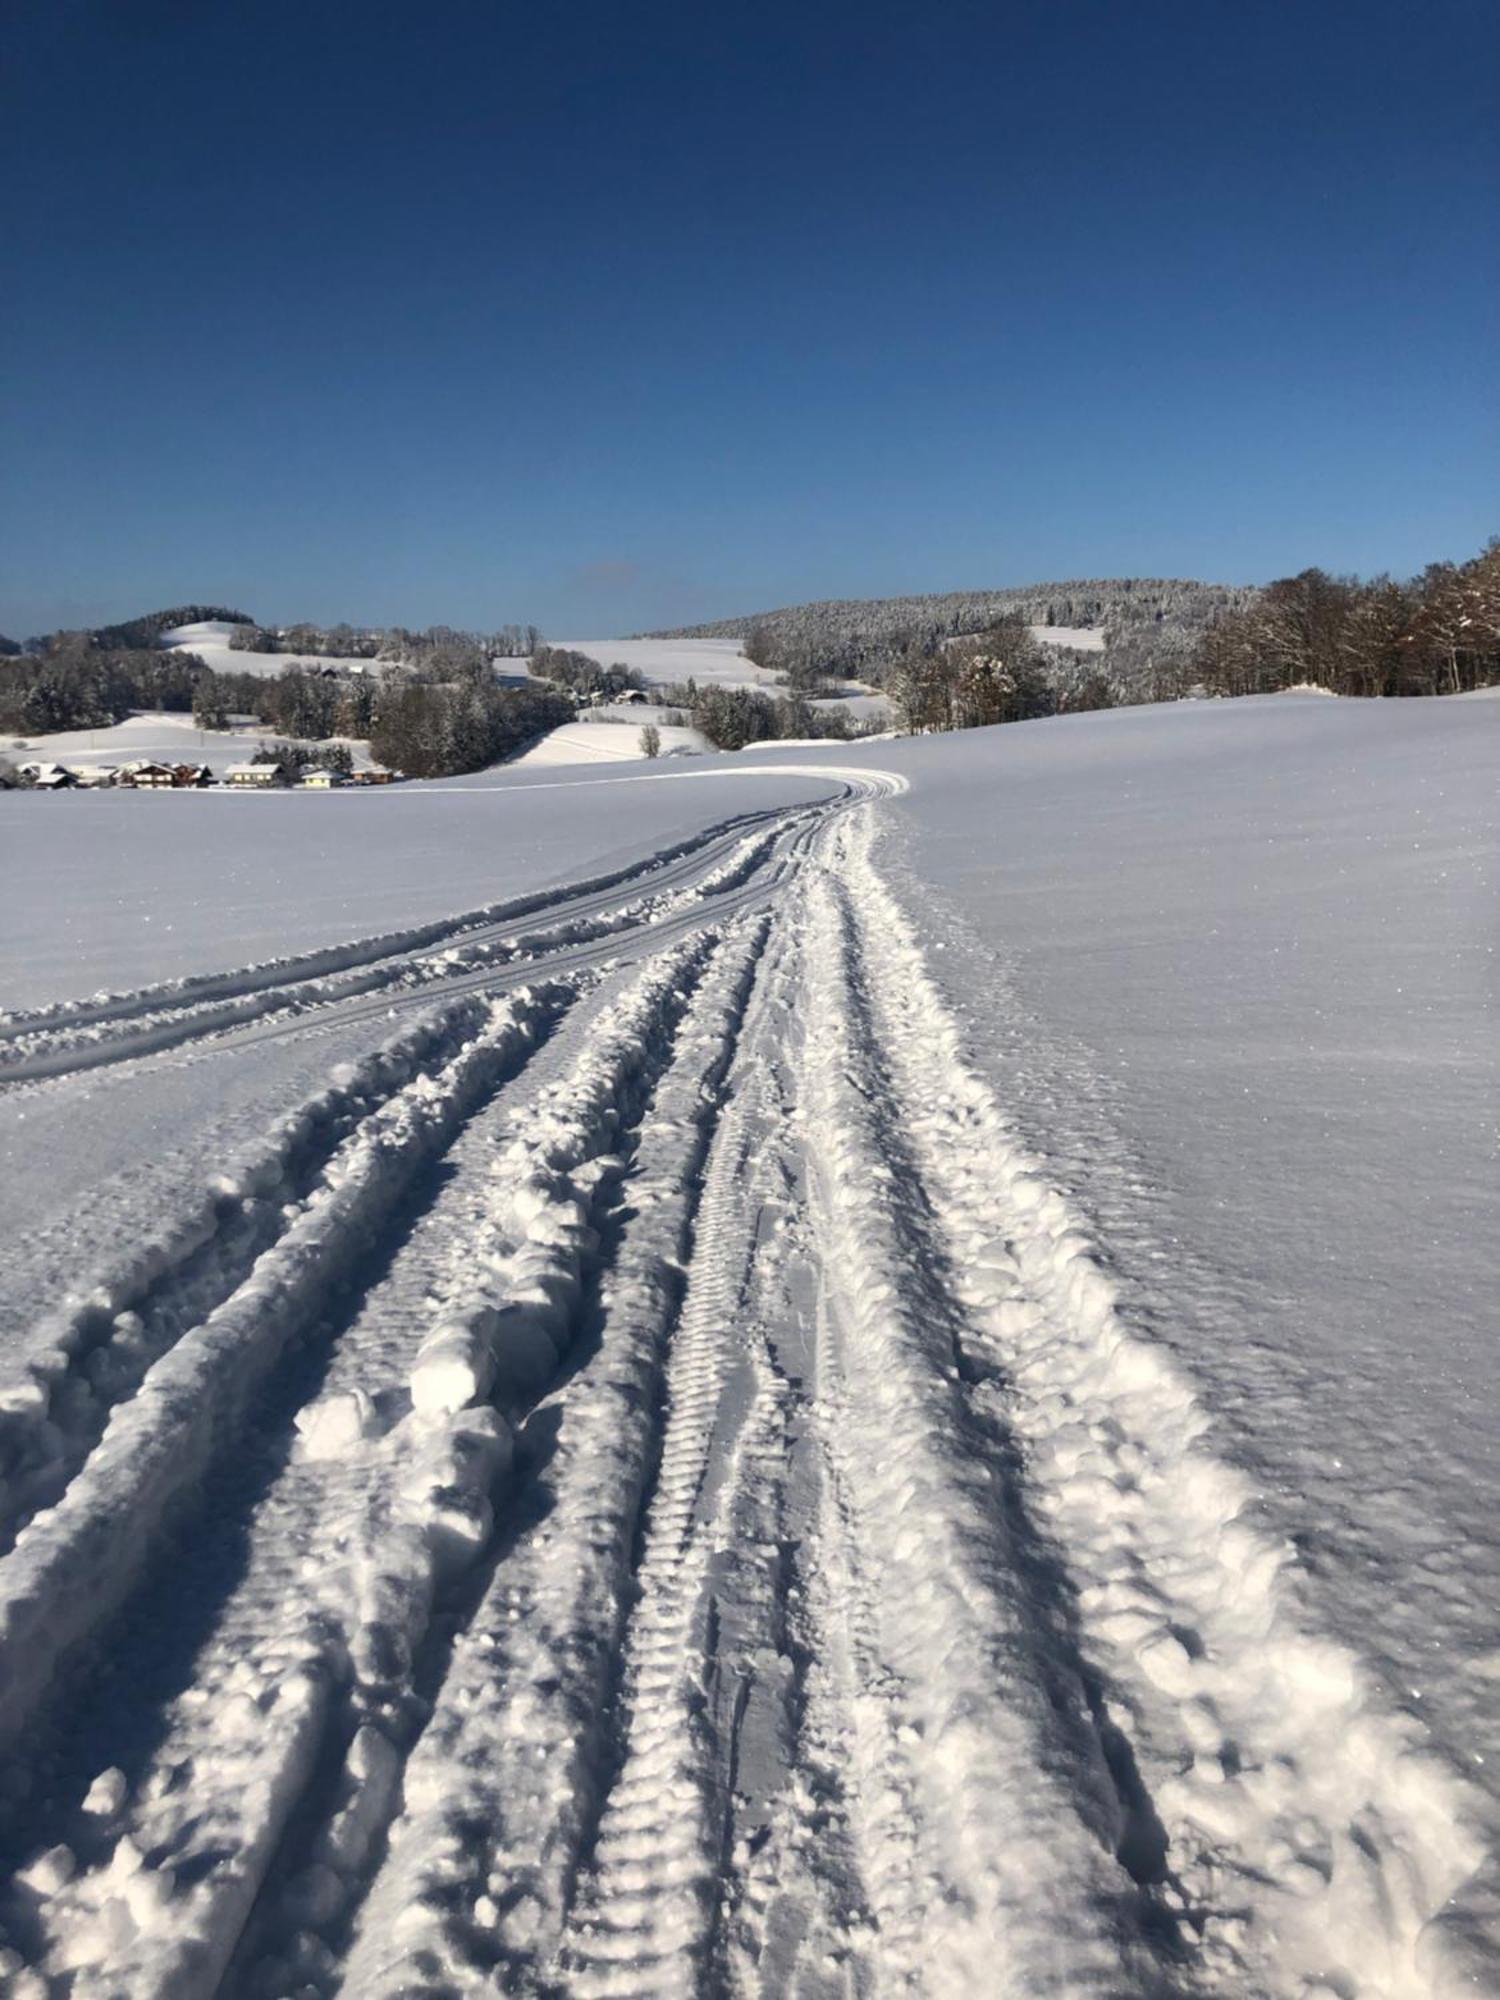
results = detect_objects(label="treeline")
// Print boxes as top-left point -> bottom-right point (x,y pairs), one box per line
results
1190,544 -> 1500,699
686,684 -> 872,752
11,602 -> 546,677
230,622 -> 542,667
0,637 -> 567,780
369,679 -> 571,777
229,622 -> 381,658
252,739 -> 356,776
530,647 -> 646,698
192,667 -> 378,741
0,646 -> 209,733
199,662 -> 573,775
9,605 -> 252,656
0,644 -> 376,739
886,616 -> 1114,734
87,605 -> 253,652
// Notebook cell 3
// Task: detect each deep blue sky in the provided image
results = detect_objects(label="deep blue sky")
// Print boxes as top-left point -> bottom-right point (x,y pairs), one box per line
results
2,0 -> 1495,639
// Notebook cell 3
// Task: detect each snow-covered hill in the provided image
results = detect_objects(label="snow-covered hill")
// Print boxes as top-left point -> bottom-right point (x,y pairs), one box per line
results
161,619 -> 377,682
0,692 -> 1495,1994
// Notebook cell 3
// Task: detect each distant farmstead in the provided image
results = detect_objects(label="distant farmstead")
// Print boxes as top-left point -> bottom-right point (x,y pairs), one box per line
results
298,768 -> 345,789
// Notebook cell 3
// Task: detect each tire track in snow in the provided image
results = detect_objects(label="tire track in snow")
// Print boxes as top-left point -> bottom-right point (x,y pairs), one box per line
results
0,982 -> 572,1767
773,846 -> 1151,1997
331,912 -> 776,2000
0,996 -> 528,1555
0,931 -> 752,1997
0,931 -> 741,1997
15,756 -> 1429,2000
831,805 -> 1492,1998
558,926 -> 807,2000
0,812 -> 808,1087
559,802 -> 1158,2000
0,805 -> 796,1051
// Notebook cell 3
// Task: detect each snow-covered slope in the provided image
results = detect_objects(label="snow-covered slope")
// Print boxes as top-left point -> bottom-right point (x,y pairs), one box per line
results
157,620 -> 247,648
3,710 -> 374,775
559,636 -> 883,719
507,719 -> 709,768
161,620 -> 376,682
557,636 -> 774,690
0,694 -> 1495,1995
1029,622 -> 1105,650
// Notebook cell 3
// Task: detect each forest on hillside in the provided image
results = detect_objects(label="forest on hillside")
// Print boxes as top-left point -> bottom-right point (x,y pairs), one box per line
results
651,578 -> 1256,689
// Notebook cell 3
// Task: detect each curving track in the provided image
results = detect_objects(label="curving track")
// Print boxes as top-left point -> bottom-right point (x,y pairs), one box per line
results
0,765 -> 1486,1999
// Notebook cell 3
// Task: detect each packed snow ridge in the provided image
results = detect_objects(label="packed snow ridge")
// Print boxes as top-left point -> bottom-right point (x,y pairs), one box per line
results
0,724 -> 1492,1998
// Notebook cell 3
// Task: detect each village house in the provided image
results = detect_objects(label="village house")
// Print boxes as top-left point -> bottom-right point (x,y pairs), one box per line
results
122,762 -> 177,788
225,762 -> 289,788
18,761 -> 76,789
298,768 -> 344,789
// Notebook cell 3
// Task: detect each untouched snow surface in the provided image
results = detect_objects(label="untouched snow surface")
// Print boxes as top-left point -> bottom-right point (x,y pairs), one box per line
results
0,695 -> 1496,1997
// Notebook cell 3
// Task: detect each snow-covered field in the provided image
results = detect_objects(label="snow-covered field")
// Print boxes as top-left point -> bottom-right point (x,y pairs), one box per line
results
0,693 -> 1495,1996
557,636 -> 775,691
507,718 -> 710,768
1030,622 -> 1105,649
0,765 -> 833,1008
2,710 -> 375,775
